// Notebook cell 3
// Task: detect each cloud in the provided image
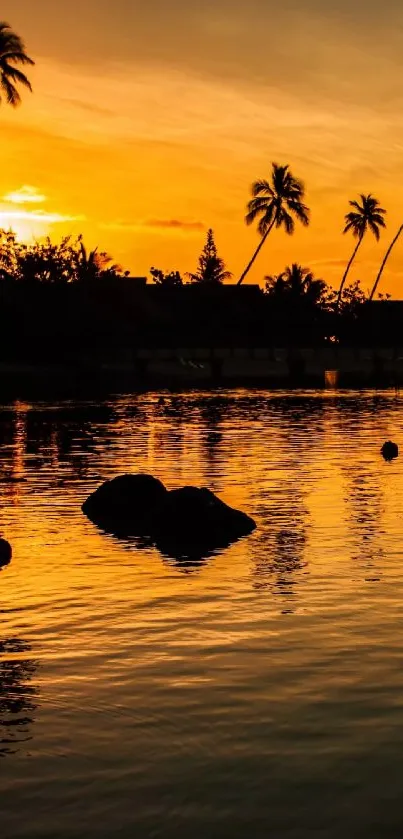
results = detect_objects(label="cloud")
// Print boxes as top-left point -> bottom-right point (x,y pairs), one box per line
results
146,218 -> 204,230
3,186 -> 47,205
102,218 -> 204,233
0,210 -> 85,224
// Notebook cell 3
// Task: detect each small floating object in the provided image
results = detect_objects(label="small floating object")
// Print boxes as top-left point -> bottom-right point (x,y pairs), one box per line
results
0,538 -> 12,568
381,441 -> 399,461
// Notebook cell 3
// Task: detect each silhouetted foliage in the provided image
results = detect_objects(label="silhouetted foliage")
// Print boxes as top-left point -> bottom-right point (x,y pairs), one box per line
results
265,263 -> 327,306
0,22 -> 34,107
264,263 -> 330,343
239,163 -> 310,285
335,280 -> 368,317
0,231 -> 127,284
187,229 -> 232,284
150,267 -> 183,287
0,223 -> 395,373
75,237 -> 127,282
338,194 -> 386,308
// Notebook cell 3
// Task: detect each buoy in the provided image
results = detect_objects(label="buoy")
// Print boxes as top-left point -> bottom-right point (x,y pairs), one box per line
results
0,538 -> 12,567
381,441 -> 399,461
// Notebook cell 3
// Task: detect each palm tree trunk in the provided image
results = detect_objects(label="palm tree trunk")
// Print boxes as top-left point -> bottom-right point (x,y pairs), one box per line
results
369,224 -> 403,302
337,235 -> 363,310
237,219 -> 276,286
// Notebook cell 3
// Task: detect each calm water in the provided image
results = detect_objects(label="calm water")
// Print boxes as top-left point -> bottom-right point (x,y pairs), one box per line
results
1,389 -> 403,838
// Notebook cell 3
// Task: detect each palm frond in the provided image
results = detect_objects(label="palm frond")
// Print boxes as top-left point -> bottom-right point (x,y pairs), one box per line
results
258,214 -> 274,236
0,62 -> 32,90
287,199 -> 310,226
251,179 -> 273,198
368,220 -> 381,241
277,208 -> 294,235
370,213 -> 386,227
245,201 -> 274,228
2,51 -> 34,66
0,23 -> 34,106
0,74 -> 20,105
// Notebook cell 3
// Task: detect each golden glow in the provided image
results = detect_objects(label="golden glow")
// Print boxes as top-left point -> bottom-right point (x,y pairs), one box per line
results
4,2 -> 403,292
3,185 -> 46,204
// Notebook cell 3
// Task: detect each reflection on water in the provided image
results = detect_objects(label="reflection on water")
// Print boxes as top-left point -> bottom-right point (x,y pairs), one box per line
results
0,638 -> 37,757
2,391 -> 403,837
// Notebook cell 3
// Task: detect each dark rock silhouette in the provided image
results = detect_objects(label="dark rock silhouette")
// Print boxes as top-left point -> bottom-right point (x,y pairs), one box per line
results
381,441 -> 399,461
82,474 -> 167,533
0,538 -> 12,568
82,475 -> 256,560
153,486 -> 256,558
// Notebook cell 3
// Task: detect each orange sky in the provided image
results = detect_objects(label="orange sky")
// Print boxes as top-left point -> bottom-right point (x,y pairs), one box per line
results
3,1 -> 403,293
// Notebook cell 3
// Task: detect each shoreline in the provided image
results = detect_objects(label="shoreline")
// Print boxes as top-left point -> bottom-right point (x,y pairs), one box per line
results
0,349 -> 402,397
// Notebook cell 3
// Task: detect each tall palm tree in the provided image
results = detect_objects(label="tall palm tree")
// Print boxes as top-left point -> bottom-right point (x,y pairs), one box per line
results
238,163 -> 310,286
0,21 -> 34,107
337,194 -> 386,309
369,223 -> 403,301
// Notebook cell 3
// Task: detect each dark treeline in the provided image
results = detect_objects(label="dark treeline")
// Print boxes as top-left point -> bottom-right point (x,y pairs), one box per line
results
0,230 -> 398,367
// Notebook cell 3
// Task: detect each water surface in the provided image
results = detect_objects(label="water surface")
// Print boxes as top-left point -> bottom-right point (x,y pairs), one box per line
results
1,389 -> 403,838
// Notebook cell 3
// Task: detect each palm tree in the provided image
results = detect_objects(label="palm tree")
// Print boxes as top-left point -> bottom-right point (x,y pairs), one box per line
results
369,223 -> 403,301
265,263 -> 326,305
0,21 -> 34,107
238,163 -> 310,286
75,238 -> 121,281
337,194 -> 386,309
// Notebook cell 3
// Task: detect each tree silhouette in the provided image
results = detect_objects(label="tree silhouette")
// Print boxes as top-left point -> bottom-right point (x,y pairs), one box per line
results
238,163 -> 310,285
337,194 -> 386,309
369,223 -> 403,301
0,232 -> 127,283
0,22 -> 34,107
150,267 -> 183,287
265,263 -> 327,306
187,229 -> 232,284
74,236 -> 124,282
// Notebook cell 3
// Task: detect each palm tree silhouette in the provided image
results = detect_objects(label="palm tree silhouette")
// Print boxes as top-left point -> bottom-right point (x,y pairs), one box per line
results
337,194 -> 386,309
0,22 -> 34,107
265,263 -> 326,305
238,163 -> 310,286
369,223 -> 403,301
75,237 -> 121,281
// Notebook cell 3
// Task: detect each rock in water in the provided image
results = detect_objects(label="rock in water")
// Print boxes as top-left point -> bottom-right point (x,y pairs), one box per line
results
82,475 -> 256,559
152,486 -> 256,559
381,441 -> 399,461
0,538 -> 12,568
82,474 -> 168,533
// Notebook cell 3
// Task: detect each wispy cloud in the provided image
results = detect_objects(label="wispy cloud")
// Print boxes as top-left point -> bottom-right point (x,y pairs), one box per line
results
3,186 -> 47,205
0,210 -> 85,224
102,218 -> 204,232
146,218 -> 204,230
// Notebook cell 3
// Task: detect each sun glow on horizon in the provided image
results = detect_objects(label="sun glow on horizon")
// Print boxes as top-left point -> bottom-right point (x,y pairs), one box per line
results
0,183 -> 85,242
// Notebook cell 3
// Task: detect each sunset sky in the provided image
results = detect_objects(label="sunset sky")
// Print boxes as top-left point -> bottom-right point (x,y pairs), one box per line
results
3,1 -> 403,292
